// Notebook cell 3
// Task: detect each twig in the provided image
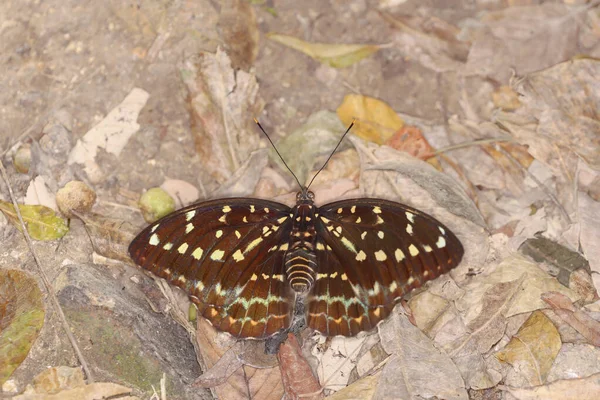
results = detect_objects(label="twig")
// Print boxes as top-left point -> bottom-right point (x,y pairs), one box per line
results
0,159 -> 95,382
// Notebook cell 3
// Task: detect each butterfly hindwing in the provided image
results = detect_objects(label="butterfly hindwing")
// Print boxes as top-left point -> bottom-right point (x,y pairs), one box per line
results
307,198 -> 463,336
128,198 -> 295,338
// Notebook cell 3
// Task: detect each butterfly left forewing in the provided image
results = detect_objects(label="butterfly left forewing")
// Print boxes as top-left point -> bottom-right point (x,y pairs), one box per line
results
129,198 -> 295,338
307,198 -> 463,336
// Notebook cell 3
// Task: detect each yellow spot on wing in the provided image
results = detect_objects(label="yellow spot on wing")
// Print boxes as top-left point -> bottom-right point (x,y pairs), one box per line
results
163,243 -> 173,250
177,243 -> 189,254
316,242 -> 325,250
395,249 -> 405,262
374,250 -> 387,261
356,250 -> 366,261
244,237 -> 263,253
409,244 -> 419,256
186,210 -> 196,221
186,223 -> 194,234
373,206 -> 382,214
436,236 -> 446,248
233,249 -> 244,261
192,247 -> 203,260
341,237 -> 357,253
215,230 -> 223,238
211,249 -> 225,261
222,206 -> 231,213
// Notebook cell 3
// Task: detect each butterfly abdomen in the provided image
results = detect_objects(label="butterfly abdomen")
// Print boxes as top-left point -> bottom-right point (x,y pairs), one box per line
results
285,202 -> 318,293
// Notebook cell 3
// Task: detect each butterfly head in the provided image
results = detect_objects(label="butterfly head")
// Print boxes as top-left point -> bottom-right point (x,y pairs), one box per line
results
296,188 -> 315,205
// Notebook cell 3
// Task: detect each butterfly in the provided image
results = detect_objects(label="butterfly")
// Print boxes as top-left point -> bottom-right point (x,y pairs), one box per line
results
129,121 -> 464,338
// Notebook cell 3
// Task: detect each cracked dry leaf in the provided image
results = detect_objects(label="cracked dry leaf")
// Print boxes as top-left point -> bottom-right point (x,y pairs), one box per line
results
495,311 -> 561,386
0,201 -> 68,241
267,33 -> 379,68
0,269 -> 45,385
337,94 -> 404,145
181,49 -> 263,184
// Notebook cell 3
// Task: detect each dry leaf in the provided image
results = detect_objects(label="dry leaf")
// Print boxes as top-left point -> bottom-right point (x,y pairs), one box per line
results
277,334 -> 322,400
267,33 -> 379,68
67,88 -> 149,165
194,318 -> 283,400
271,110 -> 346,185
218,0 -> 259,70
0,269 -> 45,385
385,125 -> 435,160
495,311 -> 561,386
73,211 -> 136,263
503,371 -> 600,400
377,309 -> 468,399
541,291 -> 600,347
0,201 -> 69,241
181,49 -> 263,184
337,94 -> 404,145
326,373 -> 380,400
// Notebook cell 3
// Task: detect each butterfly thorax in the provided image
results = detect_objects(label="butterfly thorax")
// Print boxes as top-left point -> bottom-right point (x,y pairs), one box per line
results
285,192 -> 318,293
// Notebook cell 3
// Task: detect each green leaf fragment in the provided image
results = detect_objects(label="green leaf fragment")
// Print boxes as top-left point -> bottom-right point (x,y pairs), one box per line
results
0,201 -> 69,241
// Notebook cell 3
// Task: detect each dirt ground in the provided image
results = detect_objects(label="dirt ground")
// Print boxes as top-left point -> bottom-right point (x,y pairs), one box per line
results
1,0 -> 600,399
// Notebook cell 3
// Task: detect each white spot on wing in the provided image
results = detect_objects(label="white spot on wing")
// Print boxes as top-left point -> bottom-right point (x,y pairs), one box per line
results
341,237 -> 357,253
316,242 -> 325,251
406,224 -> 413,235
163,243 -> 173,250
436,236 -> 446,248
373,206 -> 382,214
361,231 -> 367,240
377,231 -> 384,239
279,243 -> 289,251
439,226 -> 446,235
351,205 -> 356,213
406,212 -> 415,223
376,216 -> 384,224
222,206 -> 231,213
215,230 -> 223,238
389,281 -> 398,292
149,234 -> 160,246
423,245 -> 433,252
244,237 -> 263,253
186,223 -> 194,234
235,230 -> 241,239
186,210 -> 196,221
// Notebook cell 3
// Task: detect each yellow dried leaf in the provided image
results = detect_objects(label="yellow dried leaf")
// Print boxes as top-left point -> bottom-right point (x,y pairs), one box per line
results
267,33 -> 379,68
0,201 -> 69,241
337,94 -> 404,144
495,311 -> 561,386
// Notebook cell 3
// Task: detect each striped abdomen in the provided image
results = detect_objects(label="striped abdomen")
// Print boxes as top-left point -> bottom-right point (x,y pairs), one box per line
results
286,202 -> 317,293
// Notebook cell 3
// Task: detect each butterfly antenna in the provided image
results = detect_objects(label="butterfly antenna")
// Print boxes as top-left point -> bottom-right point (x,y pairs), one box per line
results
254,118 -> 304,190
306,120 -> 355,190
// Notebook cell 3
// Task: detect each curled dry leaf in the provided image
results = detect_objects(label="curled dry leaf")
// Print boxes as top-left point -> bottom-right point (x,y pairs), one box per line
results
181,49 -> 263,185
541,291 -> 600,347
0,201 -> 68,241
267,33 -> 379,68
277,334 -> 323,400
495,311 -> 561,386
337,94 -> 404,145
0,269 -> 45,385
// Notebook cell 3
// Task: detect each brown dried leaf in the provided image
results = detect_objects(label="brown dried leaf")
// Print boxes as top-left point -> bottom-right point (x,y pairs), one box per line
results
218,0 -> 259,71
72,211 -> 137,263
541,291 -> 600,347
326,373 -> 380,400
385,125 -> 435,161
277,334 -> 322,400
181,49 -> 263,184
194,319 -> 283,400
495,311 -> 561,386
503,371 -> 600,400
0,269 -> 45,385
